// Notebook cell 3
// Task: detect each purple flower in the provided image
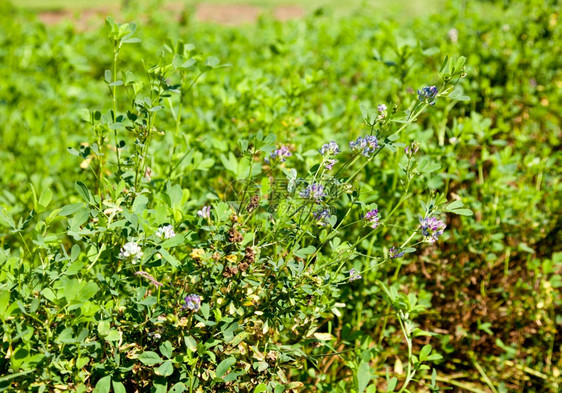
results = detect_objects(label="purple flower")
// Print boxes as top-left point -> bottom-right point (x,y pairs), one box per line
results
183,294 -> 201,312
349,135 -> 379,157
389,246 -> 405,259
325,158 -> 338,170
417,86 -> 438,105
197,205 -> 211,219
364,209 -> 380,229
377,104 -> 387,113
265,145 -> 292,164
349,268 -> 362,282
300,183 -> 326,202
135,271 -> 163,288
404,141 -> 420,156
313,208 -> 332,226
419,216 -> 446,243
320,141 -> 340,156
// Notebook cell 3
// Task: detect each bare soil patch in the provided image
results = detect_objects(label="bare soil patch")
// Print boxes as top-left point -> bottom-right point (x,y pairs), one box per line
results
37,3 -> 305,28
37,6 -> 118,30
273,5 -> 304,21
195,4 -> 261,25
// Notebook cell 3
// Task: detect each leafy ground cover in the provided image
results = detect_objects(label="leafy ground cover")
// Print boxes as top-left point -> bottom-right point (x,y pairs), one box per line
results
0,0 -> 560,392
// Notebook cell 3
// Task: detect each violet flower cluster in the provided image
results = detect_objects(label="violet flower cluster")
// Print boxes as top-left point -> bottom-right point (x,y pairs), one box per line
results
349,135 -> 379,157
389,246 -> 405,259
417,86 -> 438,105
404,141 -> 420,156
313,208 -> 332,226
319,141 -> 340,170
364,209 -> 380,229
265,145 -> 292,164
419,216 -> 446,243
349,268 -> 362,282
183,294 -> 201,312
197,205 -> 211,219
300,183 -> 326,203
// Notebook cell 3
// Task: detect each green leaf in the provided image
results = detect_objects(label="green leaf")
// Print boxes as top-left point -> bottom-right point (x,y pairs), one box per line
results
165,183 -> 183,208
0,290 -> 11,321
228,331 -> 249,347
419,344 -> 432,361
159,341 -> 173,359
518,243 -> 535,254
138,351 -> 163,366
200,303 -> 210,320
132,195 -> 149,214
74,281 -> 99,303
386,377 -> 398,392
446,200 -> 464,211
159,248 -> 180,268
75,181 -> 92,204
70,244 -> 81,262
123,37 -> 141,44
180,58 -> 196,69
205,56 -> 220,68
93,376 -> 111,393
156,360 -> 174,377
112,381 -> 127,393
294,246 -> 316,258
59,203 -> 84,216
104,330 -> 121,342
169,383 -> 187,393
216,356 -> 237,379
253,384 -> 267,393
184,336 -> 197,352
357,361 -> 372,393
451,208 -> 473,216
39,188 -> 53,208
0,207 -> 16,229
222,371 -> 242,383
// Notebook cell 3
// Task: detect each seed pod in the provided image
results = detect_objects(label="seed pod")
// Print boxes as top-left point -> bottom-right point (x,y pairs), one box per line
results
228,227 -> 243,243
247,195 -> 260,213
243,246 -> 256,264
223,266 -> 239,278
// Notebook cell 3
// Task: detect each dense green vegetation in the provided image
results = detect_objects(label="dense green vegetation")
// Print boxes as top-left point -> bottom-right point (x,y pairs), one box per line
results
0,0 -> 560,392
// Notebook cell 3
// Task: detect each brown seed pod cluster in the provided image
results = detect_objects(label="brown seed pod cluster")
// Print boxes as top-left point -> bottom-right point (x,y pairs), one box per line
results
222,266 -> 239,278
237,246 -> 256,272
246,195 -> 260,213
243,246 -> 256,264
228,227 -> 243,243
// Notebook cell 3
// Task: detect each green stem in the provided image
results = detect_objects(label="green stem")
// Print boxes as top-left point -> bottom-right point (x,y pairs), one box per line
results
112,45 -> 122,174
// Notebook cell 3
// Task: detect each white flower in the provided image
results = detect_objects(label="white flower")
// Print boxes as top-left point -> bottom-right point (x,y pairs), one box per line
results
156,225 -> 175,239
448,28 -> 458,43
197,205 -> 211,219
119,241 -> 143,264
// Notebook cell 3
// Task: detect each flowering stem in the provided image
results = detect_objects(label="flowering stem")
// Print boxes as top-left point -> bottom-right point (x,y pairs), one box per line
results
112,44 -> 122,174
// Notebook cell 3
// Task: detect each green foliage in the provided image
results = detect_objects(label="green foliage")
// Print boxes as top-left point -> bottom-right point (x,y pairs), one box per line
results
0,0 -> 560,392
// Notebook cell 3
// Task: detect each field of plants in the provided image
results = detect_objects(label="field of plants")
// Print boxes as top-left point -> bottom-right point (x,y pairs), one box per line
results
0,0 -> 560,392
